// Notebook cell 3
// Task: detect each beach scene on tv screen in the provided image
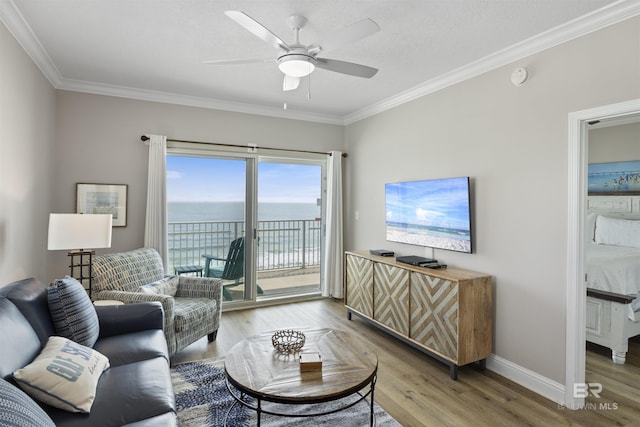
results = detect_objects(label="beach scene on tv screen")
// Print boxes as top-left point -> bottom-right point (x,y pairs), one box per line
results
386,177 -> 471,253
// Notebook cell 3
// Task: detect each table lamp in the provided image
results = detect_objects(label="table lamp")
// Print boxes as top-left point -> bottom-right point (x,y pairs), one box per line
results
48,213 -> 113,297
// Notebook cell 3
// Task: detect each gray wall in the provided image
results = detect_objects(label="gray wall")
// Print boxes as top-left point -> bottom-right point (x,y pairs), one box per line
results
50,91 -> 344,279
0,21 -> 56,284
589,121 -> 640,163
344,17 -> 640,384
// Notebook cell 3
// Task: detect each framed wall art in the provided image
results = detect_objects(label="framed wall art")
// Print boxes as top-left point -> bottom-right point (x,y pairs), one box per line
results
588,161 -> 640,195
76,183 -> 128,226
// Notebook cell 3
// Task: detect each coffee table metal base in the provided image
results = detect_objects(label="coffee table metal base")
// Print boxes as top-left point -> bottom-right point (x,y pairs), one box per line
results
224,374 -> 377,426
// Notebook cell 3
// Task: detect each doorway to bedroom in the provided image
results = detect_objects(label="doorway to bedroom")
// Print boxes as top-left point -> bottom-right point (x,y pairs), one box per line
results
566,100 -> 640,410
582,116 -> 640,406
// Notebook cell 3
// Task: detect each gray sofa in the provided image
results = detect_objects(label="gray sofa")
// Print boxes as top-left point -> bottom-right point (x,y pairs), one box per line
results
0,278 -> 177,426
92,248 -> 223,356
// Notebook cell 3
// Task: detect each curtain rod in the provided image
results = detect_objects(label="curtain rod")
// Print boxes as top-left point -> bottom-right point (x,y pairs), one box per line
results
140,135 -> 347,157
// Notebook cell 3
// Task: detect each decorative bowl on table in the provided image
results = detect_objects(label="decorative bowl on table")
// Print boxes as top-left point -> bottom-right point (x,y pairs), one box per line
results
271,329 -> 306,353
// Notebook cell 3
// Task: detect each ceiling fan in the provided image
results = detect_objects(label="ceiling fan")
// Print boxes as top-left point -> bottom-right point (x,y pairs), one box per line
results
205,11 -> 380,91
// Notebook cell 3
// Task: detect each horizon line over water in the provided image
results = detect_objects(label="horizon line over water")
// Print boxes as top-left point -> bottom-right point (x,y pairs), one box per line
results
168,201 -> 321,222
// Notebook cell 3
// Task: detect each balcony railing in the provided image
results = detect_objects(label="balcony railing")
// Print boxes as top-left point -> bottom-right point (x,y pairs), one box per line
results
167,219 -> 322,274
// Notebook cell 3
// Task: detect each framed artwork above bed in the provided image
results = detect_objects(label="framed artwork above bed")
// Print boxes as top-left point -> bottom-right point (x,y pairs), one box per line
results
588,160 -> 640,195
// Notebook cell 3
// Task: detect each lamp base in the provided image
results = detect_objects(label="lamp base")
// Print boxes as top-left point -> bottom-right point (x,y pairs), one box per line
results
67,250 -> 95,298
67,249 -> 96,255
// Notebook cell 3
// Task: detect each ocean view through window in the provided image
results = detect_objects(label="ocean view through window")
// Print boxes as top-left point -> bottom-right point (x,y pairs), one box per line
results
166,154 -> 323,302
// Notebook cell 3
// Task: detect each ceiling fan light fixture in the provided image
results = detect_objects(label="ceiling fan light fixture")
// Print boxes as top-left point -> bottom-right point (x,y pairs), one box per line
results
278,54 -> 316,77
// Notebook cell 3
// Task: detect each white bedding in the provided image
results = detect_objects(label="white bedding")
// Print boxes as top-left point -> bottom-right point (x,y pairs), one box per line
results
586,242 -> 640,320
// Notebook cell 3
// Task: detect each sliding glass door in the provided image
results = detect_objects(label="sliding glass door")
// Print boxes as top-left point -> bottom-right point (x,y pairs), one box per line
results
166,150 -> 325,304
256,159 -> 323,299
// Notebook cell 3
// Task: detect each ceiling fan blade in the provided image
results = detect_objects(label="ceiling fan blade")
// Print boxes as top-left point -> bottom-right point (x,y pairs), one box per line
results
225,11 -> 290,50
309,18 -> 379,54
315,58 -> 378,78
283,75 -> 300,91
203,58 -> 274,65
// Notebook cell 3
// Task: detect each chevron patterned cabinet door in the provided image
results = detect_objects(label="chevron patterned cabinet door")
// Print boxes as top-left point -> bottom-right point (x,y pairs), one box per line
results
345,254 -> 373,317
373,263 -> 410,336
410,272 -> 458,361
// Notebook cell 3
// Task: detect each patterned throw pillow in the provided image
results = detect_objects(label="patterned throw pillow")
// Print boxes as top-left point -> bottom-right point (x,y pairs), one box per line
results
0,377 -> 55,426
13,336 -> 110,414
48,276 -> 100,347
138,275 -> 179,296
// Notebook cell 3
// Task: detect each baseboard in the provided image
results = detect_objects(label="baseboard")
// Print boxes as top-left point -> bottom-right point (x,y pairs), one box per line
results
486,354 -> 566,406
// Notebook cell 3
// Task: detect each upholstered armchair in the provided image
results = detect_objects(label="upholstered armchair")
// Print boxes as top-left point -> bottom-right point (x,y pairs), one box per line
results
91,248 -> 222,357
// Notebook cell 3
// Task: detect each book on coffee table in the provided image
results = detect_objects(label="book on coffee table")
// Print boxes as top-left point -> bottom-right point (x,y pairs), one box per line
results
299,352 -> 322,371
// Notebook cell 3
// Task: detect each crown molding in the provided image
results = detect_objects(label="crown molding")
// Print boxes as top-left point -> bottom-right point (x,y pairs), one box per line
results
0,0 -> 61,87
344,0 -> 640,125
56,78 -> 345,125
2,0 -> 639,126
0,0 -> 343,125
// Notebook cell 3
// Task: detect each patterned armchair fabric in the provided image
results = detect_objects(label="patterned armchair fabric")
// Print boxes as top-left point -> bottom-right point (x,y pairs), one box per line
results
92,248 -> 222,356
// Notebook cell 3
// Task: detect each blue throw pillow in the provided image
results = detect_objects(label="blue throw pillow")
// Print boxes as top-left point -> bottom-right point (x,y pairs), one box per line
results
0,377 -> 55,426
48,276 -> 100,347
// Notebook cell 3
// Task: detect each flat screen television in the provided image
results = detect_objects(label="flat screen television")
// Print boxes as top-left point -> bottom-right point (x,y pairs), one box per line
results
385,176 -> 472,253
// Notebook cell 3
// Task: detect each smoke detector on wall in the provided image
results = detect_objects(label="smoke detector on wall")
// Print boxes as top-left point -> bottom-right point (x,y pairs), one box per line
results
510,67 -> 529,86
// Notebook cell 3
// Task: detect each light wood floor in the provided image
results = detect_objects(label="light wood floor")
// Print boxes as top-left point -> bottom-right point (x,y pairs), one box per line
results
172,298 -> 640,426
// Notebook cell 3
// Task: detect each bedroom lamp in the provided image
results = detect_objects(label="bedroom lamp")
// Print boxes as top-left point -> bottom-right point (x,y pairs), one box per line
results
47,213 -> 112,297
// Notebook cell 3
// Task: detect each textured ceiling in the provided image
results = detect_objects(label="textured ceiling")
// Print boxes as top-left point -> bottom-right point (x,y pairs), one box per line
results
1,0 -> 631,123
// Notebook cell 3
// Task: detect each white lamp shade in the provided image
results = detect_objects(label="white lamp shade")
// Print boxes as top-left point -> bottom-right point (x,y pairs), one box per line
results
48,214 -> 113,250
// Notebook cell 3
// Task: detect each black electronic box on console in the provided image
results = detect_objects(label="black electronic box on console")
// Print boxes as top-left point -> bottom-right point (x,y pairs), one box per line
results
396,255 -> 436,266
370,249 -> 394,257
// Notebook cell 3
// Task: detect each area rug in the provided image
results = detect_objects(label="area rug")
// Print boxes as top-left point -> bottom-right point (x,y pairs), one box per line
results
171,358 -> 401,426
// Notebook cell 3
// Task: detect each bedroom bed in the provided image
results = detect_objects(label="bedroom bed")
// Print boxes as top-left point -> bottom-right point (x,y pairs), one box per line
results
585,213 -> 640,364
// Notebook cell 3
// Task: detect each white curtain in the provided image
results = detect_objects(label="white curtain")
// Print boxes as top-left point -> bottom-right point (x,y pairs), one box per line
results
143,134 -> 168,272
322,151 -> 344,298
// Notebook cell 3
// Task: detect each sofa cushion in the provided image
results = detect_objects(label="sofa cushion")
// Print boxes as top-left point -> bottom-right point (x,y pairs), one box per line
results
138,276 -> 179,297
95,302 -> 164,338
48,276 -> 100,347
93,329 -> 169,366
0,377 -> 55,427
44,357 -> 175,426
13,336 -> 110,414
0,278 -> 56,346
0,298 -> 41,380
122,412 -> 178,427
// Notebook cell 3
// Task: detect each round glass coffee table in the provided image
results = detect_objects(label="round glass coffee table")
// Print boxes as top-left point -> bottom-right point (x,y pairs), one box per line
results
224,328 -> 378,426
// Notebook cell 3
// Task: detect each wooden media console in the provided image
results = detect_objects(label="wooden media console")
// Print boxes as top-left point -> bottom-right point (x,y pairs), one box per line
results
344,250 -> 493,379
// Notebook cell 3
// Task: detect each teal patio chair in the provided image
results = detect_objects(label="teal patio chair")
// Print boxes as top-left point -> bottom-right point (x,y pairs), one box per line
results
202,237 -> 264,301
